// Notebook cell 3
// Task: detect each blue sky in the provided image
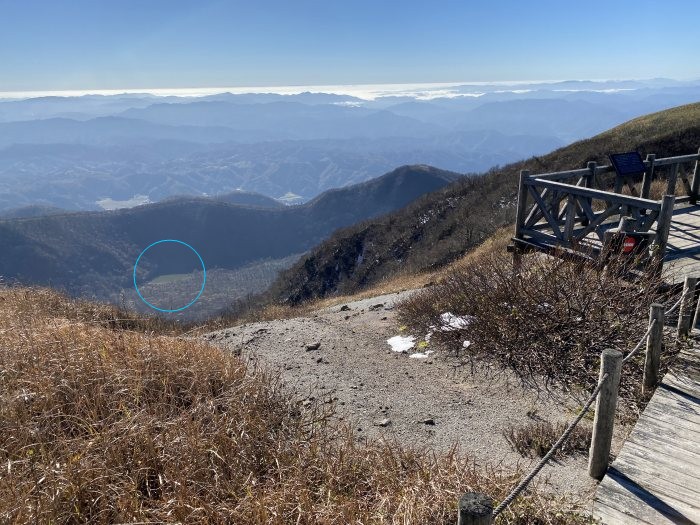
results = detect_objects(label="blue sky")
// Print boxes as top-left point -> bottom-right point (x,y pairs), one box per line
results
1,0 -> 699,91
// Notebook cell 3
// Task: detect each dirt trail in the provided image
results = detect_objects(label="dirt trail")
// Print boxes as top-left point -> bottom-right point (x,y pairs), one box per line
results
205,290 -> 629,508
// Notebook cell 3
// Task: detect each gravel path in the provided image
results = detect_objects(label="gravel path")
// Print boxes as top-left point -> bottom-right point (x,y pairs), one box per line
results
204,290 -> 631,509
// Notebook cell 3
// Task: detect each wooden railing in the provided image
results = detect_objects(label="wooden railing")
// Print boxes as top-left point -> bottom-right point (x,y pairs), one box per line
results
512,149 -> 700,263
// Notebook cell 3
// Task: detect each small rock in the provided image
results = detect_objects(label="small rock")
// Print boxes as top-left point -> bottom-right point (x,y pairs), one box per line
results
302,400 -> 312,407
421,418 -> 436,426
340,305 -> 351,311
344,315 -> 351,320
369,303 -> 384,311
375,418 -> 392,427
305,342 -> 321,351
381,316 -> 388,320
316,357 -> 323,364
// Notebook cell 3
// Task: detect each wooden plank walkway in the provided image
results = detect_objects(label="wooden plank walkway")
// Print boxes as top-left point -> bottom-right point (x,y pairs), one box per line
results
664,203 -> 700,284
593,342 -> 700,524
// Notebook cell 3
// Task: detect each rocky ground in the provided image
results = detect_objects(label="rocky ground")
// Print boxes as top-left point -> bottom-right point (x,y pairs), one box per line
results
204,290 -> 632,511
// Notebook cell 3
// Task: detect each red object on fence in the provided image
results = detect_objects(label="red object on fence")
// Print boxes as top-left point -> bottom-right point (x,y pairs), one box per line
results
622,236 -> 637,253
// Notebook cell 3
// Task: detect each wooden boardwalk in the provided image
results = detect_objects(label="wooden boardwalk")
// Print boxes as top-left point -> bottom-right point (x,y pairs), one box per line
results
665,203 -> 700,283
593,343 -> 700,524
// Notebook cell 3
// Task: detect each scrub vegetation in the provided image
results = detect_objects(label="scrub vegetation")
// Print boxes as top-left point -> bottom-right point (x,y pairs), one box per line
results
0,285 -> 587,524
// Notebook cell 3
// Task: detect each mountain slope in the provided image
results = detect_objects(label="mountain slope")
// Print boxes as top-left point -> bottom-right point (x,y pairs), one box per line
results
268,102 -> 700,304
0,204 -> 67,219
0,165 -> 461,311
161,190 -> 285,209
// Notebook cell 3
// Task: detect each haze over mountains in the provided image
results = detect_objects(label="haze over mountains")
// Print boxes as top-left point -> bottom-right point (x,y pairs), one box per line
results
2,78 -> 699,319
269,102 -> 700,305
0,165 -> 460,320
2,78 -> 700,212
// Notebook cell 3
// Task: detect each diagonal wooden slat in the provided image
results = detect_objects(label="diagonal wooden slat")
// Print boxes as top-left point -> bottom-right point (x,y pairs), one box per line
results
525,187 -> 549,227
573,204 -> 622,243
527,185 -> 564,240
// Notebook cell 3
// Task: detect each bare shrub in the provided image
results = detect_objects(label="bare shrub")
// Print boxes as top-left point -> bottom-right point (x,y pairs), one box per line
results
398,251 -> 672,400
0,285 -> 586,524
505,421 -> 592,459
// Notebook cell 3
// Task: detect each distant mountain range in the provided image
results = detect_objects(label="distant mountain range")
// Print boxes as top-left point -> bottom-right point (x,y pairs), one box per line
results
0,165 -> 460,319
0,129 -> 560,211
2,79 -> 699,213
267,102 -> 700,305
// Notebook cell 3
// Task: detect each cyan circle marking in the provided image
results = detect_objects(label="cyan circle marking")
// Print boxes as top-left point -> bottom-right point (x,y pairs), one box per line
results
133,239 -> 206,313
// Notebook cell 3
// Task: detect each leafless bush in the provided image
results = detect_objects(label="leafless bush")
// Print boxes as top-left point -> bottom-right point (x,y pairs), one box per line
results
505,421 -> 592,459
399,251 -> 672,400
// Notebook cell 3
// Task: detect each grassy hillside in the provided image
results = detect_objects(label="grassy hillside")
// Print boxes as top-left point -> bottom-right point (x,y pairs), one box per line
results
0,285 -> 578,523
0,165 -> 460,305
268,102 -> 700,305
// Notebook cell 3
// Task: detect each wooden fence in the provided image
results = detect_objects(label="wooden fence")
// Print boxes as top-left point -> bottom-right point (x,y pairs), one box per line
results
512,150 -> 700,266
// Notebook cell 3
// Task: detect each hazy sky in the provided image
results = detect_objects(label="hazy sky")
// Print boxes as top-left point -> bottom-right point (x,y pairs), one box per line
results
1,0 -> 699,92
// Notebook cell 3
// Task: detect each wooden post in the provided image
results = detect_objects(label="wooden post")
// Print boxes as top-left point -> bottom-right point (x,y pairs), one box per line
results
641,154 -> 656,200
693,289 -> 700,329
666,163 -> 680,196
579,161 -> 596,227
458,493 -> 493,525
513,170 -> 530,240
643,303 -> 664,394
564,194 -> 577,244
512,170 -> 530,271
677,276 -> 697,338
588,349 -> 622,480
587,161 -> 597,189
690,147 -> 700,204
653,194 -> 676,266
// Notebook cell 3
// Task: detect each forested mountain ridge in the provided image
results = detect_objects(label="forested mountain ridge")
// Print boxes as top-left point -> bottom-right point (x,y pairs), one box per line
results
267,102 -> 700,304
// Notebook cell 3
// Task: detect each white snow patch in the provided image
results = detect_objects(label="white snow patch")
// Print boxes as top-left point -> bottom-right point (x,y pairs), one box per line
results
387,335 -> 415,353
409,350 -> 434,359
97,194 -> 151,210
440,312 -> 474,331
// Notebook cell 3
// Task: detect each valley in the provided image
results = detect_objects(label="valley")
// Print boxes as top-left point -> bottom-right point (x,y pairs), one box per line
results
0,165 -> 460,319
3,2 -> 700,522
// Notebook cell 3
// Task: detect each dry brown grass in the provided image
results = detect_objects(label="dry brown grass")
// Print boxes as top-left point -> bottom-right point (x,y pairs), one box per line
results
505,421 -> 592,460
0,285 -> 588,523
0,284 -> 188,334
